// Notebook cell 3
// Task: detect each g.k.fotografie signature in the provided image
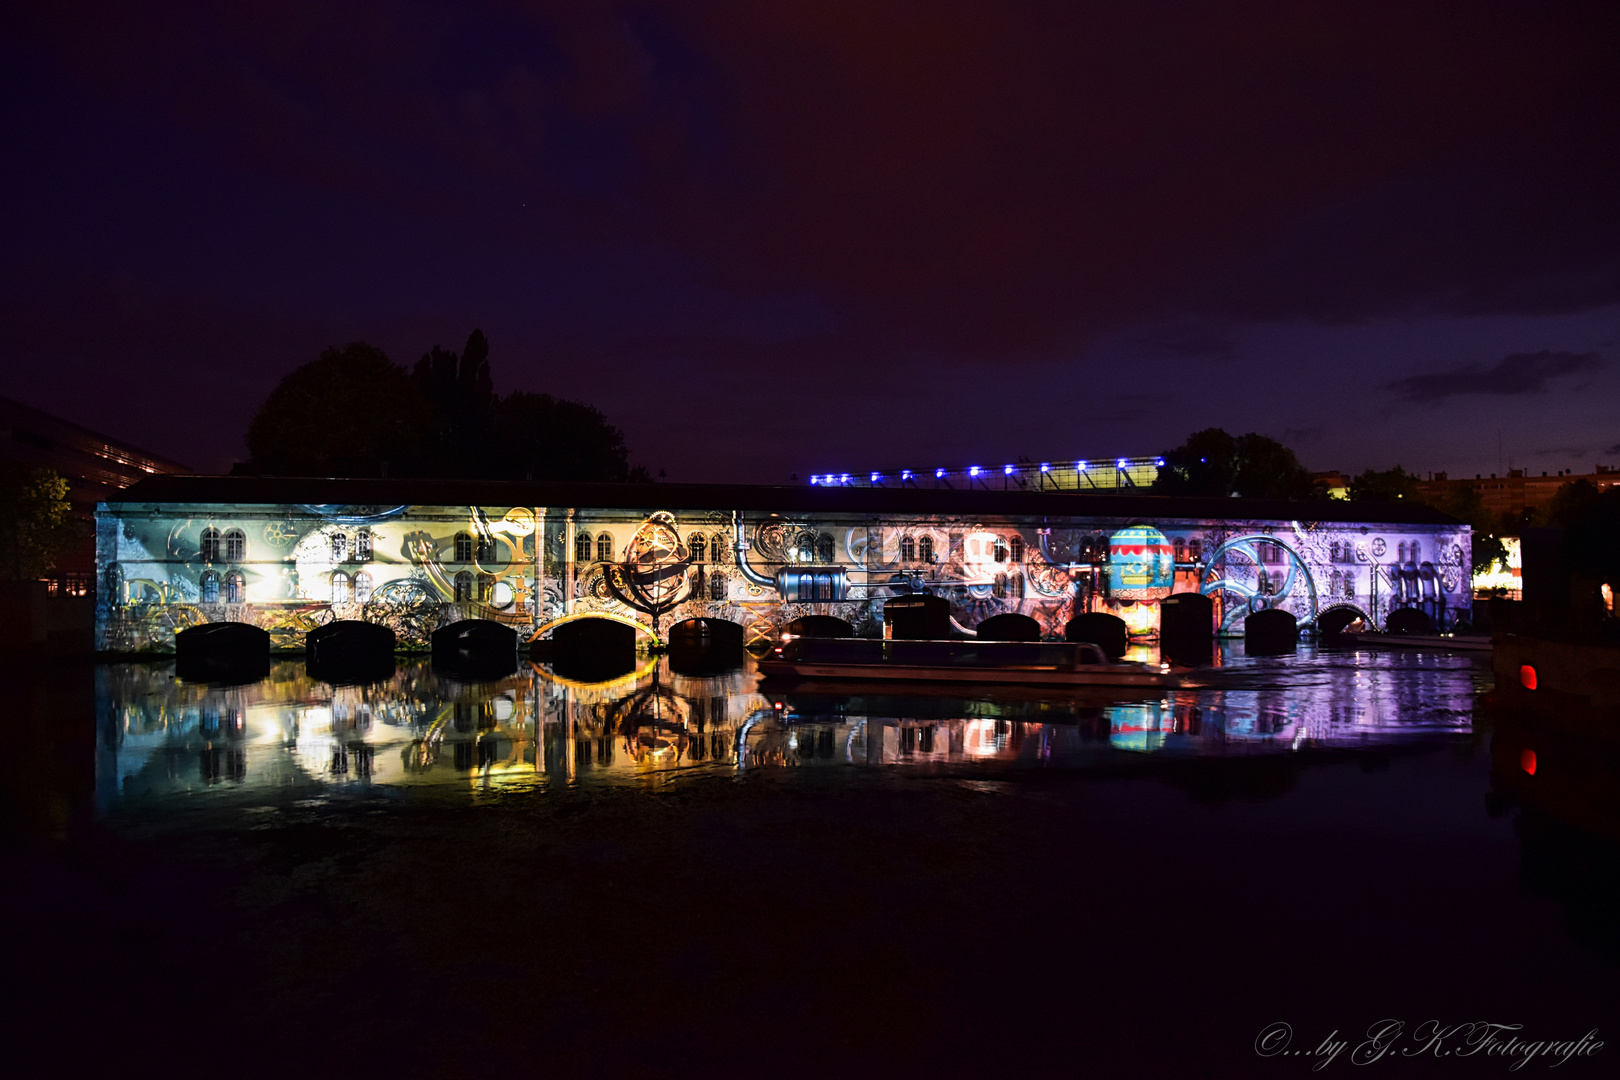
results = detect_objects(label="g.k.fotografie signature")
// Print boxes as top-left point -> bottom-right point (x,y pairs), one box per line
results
1254,1020 -> 1604,1070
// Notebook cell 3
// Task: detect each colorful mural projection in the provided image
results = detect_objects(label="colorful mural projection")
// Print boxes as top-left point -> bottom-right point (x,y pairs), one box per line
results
96,493 -> 1471,652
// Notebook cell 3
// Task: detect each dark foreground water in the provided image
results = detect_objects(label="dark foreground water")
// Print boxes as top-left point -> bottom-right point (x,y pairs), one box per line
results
3,645 -> 1617,1078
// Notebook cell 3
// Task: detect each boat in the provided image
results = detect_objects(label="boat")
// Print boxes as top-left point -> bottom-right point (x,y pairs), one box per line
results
756,636 -> 1177,687
1338,630 -> 1493,652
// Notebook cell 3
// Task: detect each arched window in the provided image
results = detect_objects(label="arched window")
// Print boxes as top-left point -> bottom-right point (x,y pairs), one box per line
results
226,571 -> 245,604
816,535 -> 835,563
993,538 -> 1009,563
797,572 -> 813,600
712,534 -> 728,564
353,571 -> 371,603
709,571 -> 727,601
1188,538 -> 1202,561
224,529 -> 246,561
1256,569 -> 1270,596
454,532 -> 473,562
1174,537 -> 1188,563
993,572 -> 1008,599
356,528 -> 372,561
476,534 -> 495,563
815,573 -> 833,600
1410,541 -> 1421,563
331,571 -> 351,604
575,532 -> 593,563
1009,535 -> 1024,563
477,573 -> 494,602
332,532 -> 348,563
1397,541 -> 1408,564
596,534 -> 613,563
690,534 -> 707,563
454,571 -> 473,602
918,536 -> 934,563
1011,571 -> 1024,598
200,527 -> 221,562
900,536 -> 916,563
200,571 -> 220,603
692,566 -> 706,597
1328,541 -> 1341,562
104,563 -> 123,607
797,536 -> 815,563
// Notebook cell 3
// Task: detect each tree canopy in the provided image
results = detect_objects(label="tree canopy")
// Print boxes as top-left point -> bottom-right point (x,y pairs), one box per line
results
0,462 -> 83,580
1154,428 -> 1313,499
245,330 -> 647,482
1345,465 -> 1424,503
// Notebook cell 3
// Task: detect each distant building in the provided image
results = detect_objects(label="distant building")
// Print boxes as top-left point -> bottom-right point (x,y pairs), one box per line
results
97,475 -> 1469,651
1,396 -> 190,592
1418,466 -> 1620,521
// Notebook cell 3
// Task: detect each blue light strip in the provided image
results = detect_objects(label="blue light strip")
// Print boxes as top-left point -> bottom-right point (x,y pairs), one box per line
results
804,456 -> 1164,491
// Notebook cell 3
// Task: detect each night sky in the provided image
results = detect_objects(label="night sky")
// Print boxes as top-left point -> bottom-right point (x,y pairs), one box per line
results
6,2 -> 1620,484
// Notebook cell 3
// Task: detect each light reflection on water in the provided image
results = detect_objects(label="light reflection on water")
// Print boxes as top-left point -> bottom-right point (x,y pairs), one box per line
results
95,644 -> 1489,810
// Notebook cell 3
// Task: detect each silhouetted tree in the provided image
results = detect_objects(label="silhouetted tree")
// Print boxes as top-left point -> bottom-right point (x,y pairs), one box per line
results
246,343 -> 430,477
1542,478 -> 1602,528
1433,480 -> 1509,574
0,462 -> 83,579
493,391 -> 648,483
412,329 -> 495,477
1346,465 -> 1424,503
246,329 -> 650,483
1155,428 -> 1313,499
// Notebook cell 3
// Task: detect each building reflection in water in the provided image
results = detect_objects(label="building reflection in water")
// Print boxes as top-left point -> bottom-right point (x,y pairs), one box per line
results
94,648 -> 1484,810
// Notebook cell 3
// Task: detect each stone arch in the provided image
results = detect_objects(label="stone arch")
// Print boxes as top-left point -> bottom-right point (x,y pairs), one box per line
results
668,617 -> 746,673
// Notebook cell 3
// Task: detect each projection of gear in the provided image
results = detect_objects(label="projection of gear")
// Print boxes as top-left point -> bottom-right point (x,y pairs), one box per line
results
364,579 -> 441,649
597,513 -> 695,629
1198,534 -> 1320,633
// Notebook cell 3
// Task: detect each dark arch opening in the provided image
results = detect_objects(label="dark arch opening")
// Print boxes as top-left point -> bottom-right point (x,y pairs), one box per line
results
1160,592 -> 1215,663
975,613 -> 1041,642
1317,605 -> 1370,641
1385,607 -> 1436,634
667,617 -> 746,673
175,622 -> 270,684
549,617 -> 637,681
1245,608 -> 1298,655
432,619 -> 519,679
306,620 -> 396,684
1065,613 -> 1129,659
786,615 -> 854,639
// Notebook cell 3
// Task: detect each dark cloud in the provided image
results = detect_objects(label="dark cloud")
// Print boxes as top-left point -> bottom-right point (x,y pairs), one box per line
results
1386,350 -> 1604,404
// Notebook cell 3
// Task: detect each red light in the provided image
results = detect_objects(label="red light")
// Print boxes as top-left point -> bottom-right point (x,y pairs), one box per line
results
1519,665 -> 1537,691
773,702 -> 782,709
1520,749 -> 1537,776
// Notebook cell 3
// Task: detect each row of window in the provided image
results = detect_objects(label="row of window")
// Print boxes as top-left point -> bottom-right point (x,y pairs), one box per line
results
569,532 -> 734,565
690,567 -> 730,601
333,530 -> 374,563
199,528 -> 247,563
199,570 -> 246,604
329,571 -> 374,604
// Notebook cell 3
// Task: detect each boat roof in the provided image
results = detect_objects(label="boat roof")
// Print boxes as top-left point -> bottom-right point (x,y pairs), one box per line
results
104,474 -> 1459,526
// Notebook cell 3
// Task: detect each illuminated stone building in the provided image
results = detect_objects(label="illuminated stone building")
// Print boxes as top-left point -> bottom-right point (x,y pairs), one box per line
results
96,475 -> 1469,652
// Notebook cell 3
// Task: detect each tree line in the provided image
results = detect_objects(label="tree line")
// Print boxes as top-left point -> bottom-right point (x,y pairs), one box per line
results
1153,426 -> 1618,575
242,330 -> 651,483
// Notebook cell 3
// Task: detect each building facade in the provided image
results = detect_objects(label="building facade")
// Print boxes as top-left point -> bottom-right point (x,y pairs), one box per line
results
96,477 -> 1470,652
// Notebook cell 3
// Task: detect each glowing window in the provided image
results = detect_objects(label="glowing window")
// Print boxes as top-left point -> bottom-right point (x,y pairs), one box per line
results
918,536 -> 934,563
353,571 -> 371,603
711,533 -> 728,564
597,534 -> 613,563
815,573 -> 833,600
798,573 -> 814,600
331,571 -> 351,604
454,533 -> 473,562
690,534 -> 707,563
200,528 -> 221,562
200,571 -> 220,603
224,529 -> 246,561
226,571 -> 244,604
993,539 -> 1008,563
1009,535 -> 1024,563
575,532 -> 592,563
900,536 -> 916,563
